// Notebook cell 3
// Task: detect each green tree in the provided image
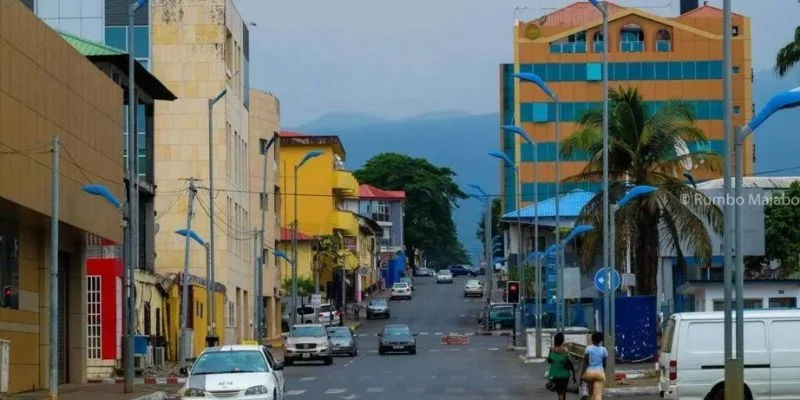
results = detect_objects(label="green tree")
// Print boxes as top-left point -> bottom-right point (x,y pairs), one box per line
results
761,182 -> 800,276
475,198 -> 504,258
281,276 -> 315,305
354,153 -> 469,267
775,26 -> 800,77
562,86 -> 723,294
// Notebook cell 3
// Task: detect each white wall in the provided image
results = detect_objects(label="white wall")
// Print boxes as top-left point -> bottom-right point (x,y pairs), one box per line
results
693,284 -> 800,312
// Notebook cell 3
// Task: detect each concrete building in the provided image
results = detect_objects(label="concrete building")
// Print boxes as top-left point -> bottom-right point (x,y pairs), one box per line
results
277,131 -> 360,300
500,0 -> 752,213
0,0 -> 124,392
357,185 -> 405,261
247,89 -> 282,341
150,0 -> 254,346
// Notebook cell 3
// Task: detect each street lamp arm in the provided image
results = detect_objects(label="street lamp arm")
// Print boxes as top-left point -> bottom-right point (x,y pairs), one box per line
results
131,0 -> 147,12
587,0 -> 607,14
742,86 -> 800,139
467,184 -> 488,198
616,185 -> 657,208
81,184 -> 122,209
488,151 -> 515,168
210,89 -> 228,106
175,229 -> 206,246
513,72 -> 556,101
501,125 -> 535,146
298,150 -> 324,168
564,224 -> 595,245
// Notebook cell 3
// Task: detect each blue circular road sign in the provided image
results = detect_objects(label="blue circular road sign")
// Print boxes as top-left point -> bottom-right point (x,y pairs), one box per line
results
594,268 -> 621,293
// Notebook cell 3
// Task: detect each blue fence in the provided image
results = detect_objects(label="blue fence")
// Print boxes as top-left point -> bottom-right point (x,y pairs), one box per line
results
594,295 -> 658,362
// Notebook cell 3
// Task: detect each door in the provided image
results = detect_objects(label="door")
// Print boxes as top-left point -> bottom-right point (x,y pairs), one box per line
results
58,251 -> 70,384
770,319 -> 800,399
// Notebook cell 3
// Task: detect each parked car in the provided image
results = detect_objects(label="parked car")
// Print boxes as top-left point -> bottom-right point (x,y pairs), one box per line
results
658,310 -> 800,400
316,304 -> 342,326
390,282 -> 412,300
436,269 -> 454,284
378,324 -> 417,355
479,302 -> 513,327
181,344 -> 285,399
327,326 -> 358,357
487,307 -> 515,331
399,277 -> 414,291
464,279 -> 484,297
414,267 -> 429,276
366,298 -> 390,319
283,324 -> 333,366
448,264 -> 475,277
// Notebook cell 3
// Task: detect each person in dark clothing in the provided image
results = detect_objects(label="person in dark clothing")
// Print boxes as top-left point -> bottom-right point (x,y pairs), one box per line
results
547,332 -> 576,400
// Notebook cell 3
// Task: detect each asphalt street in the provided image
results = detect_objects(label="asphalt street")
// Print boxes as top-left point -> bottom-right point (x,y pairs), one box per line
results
279,275 -> 660,400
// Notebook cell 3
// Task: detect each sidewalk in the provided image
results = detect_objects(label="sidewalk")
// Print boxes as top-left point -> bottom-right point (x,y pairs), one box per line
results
5,384 -> 175,400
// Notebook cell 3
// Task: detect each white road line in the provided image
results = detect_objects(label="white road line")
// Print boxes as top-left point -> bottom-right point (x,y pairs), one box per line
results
488,347 -> 500,351
285,390 -> 306,396
448,348 -> 461,352
366,388 -> 385,393
434,332 -> 443,336
324,389 -> 347,394
419,332 -> 429,335
299,377 -> 316,381
459,314 -> 466,317
465,332 -> 475,336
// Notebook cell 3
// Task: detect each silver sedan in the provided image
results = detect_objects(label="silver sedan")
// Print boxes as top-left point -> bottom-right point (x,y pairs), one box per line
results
464,279 -> 484,297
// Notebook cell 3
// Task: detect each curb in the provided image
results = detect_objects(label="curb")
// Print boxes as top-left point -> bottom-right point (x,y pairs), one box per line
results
518,355 -> 547,364
474,331 -> 511,336
132,392 -> 168,400
604,386 -> 659,397
87,377 -> 186,385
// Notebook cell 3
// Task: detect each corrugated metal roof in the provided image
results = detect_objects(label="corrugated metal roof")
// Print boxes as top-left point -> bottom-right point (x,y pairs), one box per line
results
502,189 -> 595,220
696,176 -> 800,190
532,1 -> 626,27
359,184 -> 405,200
59,30 -> 125,56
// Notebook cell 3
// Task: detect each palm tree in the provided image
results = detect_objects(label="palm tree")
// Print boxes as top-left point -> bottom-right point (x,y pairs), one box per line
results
561,86 -> 723,295
775,26 -> 800,77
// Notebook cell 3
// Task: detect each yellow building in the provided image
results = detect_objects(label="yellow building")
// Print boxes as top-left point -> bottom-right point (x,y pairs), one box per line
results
276,228 -> 316,296
502,1 -> 752,212
278,132 -> 360,299
152,0 -> 257,346
247,89 -> 283,341
159,273 -> 226,360
0,0 -> 124,393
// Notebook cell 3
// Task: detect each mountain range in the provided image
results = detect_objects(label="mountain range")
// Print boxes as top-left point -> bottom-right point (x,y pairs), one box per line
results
291,69 -> 800,263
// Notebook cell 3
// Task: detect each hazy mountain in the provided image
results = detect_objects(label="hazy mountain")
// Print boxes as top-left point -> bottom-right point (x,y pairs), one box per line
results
290,68 -> 800,263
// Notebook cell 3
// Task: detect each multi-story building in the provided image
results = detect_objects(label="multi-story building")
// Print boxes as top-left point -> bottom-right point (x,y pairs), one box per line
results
357,184 -> 405,261
1,0 -> 125,392
150,0 -> 254,347
247,89 -> 282,341
500,0 -> 752,214
276,131 -> 360,302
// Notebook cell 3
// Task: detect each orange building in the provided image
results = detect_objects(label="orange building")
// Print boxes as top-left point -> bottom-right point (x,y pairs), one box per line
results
500,0 -> 752,212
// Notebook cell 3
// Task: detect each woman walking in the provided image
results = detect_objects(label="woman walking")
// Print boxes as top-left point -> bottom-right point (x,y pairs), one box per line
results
547,332 -> 576,400
581,332 -> 609,400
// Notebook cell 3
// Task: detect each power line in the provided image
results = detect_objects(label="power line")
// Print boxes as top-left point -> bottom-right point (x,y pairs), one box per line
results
155,182 -> 188,221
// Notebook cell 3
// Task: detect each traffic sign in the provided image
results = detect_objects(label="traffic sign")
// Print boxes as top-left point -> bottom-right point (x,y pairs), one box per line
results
310,294 -> 322,308
594,268 -> 621,292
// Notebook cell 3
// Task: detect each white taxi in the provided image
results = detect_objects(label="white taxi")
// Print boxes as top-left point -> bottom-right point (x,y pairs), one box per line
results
180,344 -> 285,399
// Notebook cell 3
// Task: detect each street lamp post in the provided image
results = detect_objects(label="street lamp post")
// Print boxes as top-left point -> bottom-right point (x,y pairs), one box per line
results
274,250 -> 295,326
606,185 -> 657,383
291,151 -> 323,327
207,88 -> 227,345
467,184 -> 493,298
174,229 -> 210,341
257,134 -> 277,342
513,72 -> 561,330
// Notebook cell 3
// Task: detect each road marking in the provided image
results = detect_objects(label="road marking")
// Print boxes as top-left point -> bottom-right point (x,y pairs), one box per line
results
299,377 -> 316,381
434,332 -> 443,336
459,313 -> 466,317
448,348 -> 461,352
325,389 -> 347,394
488,347 -> 500,351
366,388 -> 385,393
465,332 -> 474,336
341,395 -> 359,400
419,332 -> 429,335
285,390 -> 306,396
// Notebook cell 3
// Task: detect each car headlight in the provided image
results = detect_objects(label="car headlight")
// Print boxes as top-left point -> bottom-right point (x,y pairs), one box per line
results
244,385 -> 269,395
182,387 -> 205,397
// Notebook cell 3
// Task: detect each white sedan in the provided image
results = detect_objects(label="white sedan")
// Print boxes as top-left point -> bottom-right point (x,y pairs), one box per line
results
180,344 -> 285,399
390,282 -> 412,300
436,270 -> 454,284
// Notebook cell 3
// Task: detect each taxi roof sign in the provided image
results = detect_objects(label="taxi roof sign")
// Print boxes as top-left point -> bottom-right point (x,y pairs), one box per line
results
241,340 -> 259,345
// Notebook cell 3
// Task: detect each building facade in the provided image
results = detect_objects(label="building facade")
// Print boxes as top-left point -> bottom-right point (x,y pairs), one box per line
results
151,0 -> 254,347
1,0 -> 125,392
500,0 -> 752,213
357,184 -> 405,272
247,89 -> 282,341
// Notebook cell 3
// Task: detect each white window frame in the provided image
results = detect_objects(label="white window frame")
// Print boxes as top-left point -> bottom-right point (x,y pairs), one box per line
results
87,275 -> 102,360
227,301 -> 236,328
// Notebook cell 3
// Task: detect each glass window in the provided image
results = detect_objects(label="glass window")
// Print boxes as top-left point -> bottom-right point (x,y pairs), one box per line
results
656,40 -> 671,52
133,27 -> 149,58
733,66 -> 740,74
696,61 -> 710,79
655,62 -> 669,80
712,299 -> 762,311
191,351 -> 268,374
628,62 -> 642,80
0,218 -> 20,309
593,41 -> 604,52
560,63 -> 574,81
105,26 -> 127,52
532,103 -> 549,122
733,105 -> 741,115
573,63 -> 586,81
682,61 -> 697,79
668,62 -> 682,80
533,64 -> 547,80
586,63 -> 602,81
641,62 -> 655,80
613,62 -> 628,80
768,297 -> 797,309
709,101 -> 723,119
709,61 -> 723,79
574,102 -> 588,121
561,102 -> 575,121
546,64 -> 560,81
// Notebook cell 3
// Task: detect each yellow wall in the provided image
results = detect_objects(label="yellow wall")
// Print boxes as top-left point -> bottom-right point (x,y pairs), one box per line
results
279,144 -> 337,236
276,240 -> 314,283
165,279 -> 226,361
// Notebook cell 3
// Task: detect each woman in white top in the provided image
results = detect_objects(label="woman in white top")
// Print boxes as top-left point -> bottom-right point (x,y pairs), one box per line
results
581,332 -> 608,400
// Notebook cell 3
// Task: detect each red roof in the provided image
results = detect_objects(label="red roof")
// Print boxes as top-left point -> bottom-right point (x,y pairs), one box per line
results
533,1 -> 626,27
359,184 -> 405,200
680,3 -> 742,18
278,130 -> 309,137
280,227 -> 313,241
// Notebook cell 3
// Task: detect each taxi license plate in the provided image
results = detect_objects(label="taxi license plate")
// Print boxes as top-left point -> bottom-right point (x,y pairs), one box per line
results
393,345 -> 404,350
302,353 -> 310,359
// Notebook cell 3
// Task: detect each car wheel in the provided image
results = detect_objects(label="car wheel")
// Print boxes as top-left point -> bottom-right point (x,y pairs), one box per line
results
273,389 -> 277,400
494,322 -> 502,330
351,349 -> 357,357
284,359 -> 293,366
378,348 -> 385,355
324,356 -> 333,365
385,313 -> 390,318
409,347 -> 416,355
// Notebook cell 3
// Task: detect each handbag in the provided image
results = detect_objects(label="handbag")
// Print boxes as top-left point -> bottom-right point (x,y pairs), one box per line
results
579,380 -> 590,397
545,379 -> 557,392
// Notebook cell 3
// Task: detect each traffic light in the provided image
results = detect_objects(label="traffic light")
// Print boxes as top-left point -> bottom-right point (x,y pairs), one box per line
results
507,281 -> 520,303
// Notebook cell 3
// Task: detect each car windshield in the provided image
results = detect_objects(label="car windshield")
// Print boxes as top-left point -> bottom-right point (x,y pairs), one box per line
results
319,305 -> 335,313
369,299 -> 387,306
384,326 -> 411,336
191,351 -> 268,375
393,283 -> 408,288
466,280 -> 481,285
438,270 -> 451,275
289,325 -> 327,337
327,328 -> 351,338
399,278 -> 411,283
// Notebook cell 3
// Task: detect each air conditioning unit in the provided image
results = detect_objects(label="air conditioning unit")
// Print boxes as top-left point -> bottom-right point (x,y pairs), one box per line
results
154,347 -> 165,366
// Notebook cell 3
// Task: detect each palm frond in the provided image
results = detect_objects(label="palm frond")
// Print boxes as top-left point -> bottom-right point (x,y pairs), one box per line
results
774,26 -> 800,77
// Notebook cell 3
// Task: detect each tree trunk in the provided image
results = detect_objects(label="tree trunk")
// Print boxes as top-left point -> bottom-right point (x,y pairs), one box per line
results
636,217 -> 660,295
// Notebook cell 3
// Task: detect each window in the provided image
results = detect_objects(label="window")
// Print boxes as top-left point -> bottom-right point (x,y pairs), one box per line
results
732,25 -> 739,36
87,276 -> 102,359
187,286 -> 194,329
620,23 -> 644,52
143,301 -> 151,336
532,103 -> 549,122
733,66 -> 740,73
104,26 -> 149,58
0,218 -> 20,309
768,297 -> 797,309
586,63 -> 601,81
733,106 -> 741,115
712,298 -> 763,311
227,301 -> 236,327
592,31 -> 604,52
656,29 -> 672,52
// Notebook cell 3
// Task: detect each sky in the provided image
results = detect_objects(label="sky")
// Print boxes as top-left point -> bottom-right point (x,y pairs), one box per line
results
234,0 -> 800,126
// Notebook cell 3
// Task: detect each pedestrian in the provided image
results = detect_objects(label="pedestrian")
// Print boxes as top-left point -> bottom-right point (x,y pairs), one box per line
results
546,332 -> 575,400
580,332 -> 608,400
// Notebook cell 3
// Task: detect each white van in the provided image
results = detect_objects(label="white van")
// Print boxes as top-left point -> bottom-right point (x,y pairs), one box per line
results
658,310 -> 800,400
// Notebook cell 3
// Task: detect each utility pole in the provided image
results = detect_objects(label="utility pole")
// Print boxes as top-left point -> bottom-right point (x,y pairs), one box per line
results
258,135 -> 276,342
207,89 -> 226,345
49,136 -> 60,400
483,197 -> 491,298
179,179 -> 197,371
204,243 -> 212,340
253,231 -> 260,340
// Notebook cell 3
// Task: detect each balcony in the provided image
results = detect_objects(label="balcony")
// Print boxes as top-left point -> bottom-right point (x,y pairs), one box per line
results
333,169 -> 359,197
332,210 -> 358,236
549,42 -> 586,54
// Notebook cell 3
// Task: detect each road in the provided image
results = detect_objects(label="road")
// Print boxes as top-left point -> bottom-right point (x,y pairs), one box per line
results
280,275 -> 660,399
